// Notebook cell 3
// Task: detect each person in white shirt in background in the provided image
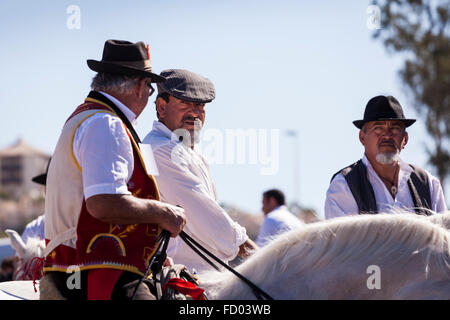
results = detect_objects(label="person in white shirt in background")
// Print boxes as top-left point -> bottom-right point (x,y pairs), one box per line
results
143,69 -> 257,274
256,189 -> 305,247
325,95 -> 447,219
21,159 -> 50,243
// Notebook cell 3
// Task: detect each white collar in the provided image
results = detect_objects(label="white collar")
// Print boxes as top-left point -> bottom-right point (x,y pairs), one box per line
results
99,91 -> 137,126
152,120 -> 176,140
268,205 -> 287,216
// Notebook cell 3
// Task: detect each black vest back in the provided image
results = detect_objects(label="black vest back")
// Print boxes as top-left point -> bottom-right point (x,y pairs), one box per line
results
331,160 -> 432,215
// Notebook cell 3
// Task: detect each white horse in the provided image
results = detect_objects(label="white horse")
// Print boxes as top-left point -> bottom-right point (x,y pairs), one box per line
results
200,211 -> 450,300
1,211 -> 449,300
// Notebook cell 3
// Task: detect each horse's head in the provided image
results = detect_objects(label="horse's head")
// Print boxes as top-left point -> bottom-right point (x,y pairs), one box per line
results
5,229 -> 45,281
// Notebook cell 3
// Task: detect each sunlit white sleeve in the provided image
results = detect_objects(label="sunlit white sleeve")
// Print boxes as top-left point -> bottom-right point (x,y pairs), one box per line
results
73,113 -> 133,200
324,173 -> 359,219
428,173 -> 448,213
151,143 -> 248,261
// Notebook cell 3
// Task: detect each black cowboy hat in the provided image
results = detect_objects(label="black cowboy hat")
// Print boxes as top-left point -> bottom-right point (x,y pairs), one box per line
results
31,158 -> 51,186
87,40 -> 166,83
353,95 -> 416,129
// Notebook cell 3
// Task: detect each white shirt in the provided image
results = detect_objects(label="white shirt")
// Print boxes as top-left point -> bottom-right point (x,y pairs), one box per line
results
72,91 -> 136,200
256,205 -> 305,247
143,121 -> 248,273
325,155 -> 447,219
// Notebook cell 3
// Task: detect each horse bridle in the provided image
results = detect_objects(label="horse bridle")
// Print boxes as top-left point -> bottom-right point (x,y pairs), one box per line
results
132,230 -> 273,300
131,230 -> 171,300
179,231 -> 273,300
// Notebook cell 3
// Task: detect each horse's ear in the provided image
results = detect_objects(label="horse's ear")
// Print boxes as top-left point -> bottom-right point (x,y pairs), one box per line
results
5,229 -> 27,258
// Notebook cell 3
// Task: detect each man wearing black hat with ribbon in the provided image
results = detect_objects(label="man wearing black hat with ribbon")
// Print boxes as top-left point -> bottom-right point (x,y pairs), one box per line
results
325,95 -> 447,219
143,69 -> 257,274
43,40 -> 186,300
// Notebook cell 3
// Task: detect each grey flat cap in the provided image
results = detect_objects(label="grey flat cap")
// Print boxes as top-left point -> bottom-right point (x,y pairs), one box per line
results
157,69 -> 215,103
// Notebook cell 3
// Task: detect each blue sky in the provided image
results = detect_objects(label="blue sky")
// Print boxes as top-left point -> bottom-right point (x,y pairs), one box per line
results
0,0 -> 447,218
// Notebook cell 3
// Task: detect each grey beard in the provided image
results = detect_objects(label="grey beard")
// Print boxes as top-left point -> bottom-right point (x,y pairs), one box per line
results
174,120 -> 203,147
375,150 -> 400,165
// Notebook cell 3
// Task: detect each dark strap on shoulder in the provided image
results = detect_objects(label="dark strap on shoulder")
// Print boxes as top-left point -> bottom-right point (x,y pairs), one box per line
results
407,164 -> 432,215
333,160 -> 378,214
87,91 -> 142,144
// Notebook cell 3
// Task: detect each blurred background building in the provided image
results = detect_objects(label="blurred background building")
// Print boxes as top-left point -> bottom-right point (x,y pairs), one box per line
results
0,138 -> 49,235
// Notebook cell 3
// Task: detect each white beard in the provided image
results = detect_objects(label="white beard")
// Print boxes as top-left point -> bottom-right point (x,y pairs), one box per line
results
376,150 -> 400,165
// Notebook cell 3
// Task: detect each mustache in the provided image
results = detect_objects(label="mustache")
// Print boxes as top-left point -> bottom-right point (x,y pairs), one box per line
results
182,117 -> 203,126
183,116 -> 200,121
377,139 -> 397,148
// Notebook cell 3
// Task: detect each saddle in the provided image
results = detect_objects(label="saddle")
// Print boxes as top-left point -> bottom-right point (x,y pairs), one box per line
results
39,264 -> 206,300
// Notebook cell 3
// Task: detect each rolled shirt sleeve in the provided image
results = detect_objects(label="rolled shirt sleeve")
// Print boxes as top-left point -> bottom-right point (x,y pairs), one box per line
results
72,113 -> 134,200
428,174 -> 448,213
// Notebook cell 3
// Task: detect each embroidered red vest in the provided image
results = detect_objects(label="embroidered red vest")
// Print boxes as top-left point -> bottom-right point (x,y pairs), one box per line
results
44,100 -> 162,276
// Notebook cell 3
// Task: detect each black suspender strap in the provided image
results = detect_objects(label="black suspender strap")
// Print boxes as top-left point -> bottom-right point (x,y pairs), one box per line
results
407,165 -> 432,215
338,160 -> 378,214
87,91 -> 142,144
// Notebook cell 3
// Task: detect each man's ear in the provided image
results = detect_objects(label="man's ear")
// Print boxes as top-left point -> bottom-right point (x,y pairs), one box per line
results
136,78 -> 146,99
359,129 -> 365,146
155,96 -> 167,119
401,131 -> 408,149
269,197 -> 278,209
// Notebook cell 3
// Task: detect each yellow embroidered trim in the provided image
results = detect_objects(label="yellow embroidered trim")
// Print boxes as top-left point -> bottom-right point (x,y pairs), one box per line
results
86,233 -> 127,256
70,109 -> 117,171
43,264 -> 148,277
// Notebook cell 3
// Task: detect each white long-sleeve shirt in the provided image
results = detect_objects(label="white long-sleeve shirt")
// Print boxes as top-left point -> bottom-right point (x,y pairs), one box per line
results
325,155 -> 447,219
143,121 -> 248,273
256,205 -> 305,247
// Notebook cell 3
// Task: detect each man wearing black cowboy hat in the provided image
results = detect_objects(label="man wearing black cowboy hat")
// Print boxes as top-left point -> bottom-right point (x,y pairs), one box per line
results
43,40 -> 186,300
325,95 -> 447,219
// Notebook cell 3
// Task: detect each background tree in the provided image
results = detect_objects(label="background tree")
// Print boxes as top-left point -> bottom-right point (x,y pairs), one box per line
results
372,0 -> 450,195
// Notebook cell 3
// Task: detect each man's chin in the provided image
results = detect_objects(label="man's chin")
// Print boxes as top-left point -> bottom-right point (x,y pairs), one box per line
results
375,151 -> 399,165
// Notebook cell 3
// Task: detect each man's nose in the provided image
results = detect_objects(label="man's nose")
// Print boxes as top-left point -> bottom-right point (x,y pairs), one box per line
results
192,106 -> 203,116
381,126 -> 395,137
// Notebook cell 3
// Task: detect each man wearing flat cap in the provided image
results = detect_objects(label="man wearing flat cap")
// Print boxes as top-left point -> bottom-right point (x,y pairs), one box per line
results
43,40 -> 186,300
143,69 -> 257,274
325,95 -> 447,219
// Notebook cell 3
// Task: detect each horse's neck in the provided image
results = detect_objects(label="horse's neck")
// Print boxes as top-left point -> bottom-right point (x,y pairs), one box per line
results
201,271 -> 256,300
200,252 -> 280,300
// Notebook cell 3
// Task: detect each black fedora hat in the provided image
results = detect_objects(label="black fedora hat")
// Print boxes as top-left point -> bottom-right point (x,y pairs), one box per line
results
31,157 -> 51,186
87,40 -> 166,83
353,95 -> 416,129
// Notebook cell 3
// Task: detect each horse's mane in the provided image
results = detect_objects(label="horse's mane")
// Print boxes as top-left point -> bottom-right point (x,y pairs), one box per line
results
428,211 -> 450,230
200,212 -> 450,299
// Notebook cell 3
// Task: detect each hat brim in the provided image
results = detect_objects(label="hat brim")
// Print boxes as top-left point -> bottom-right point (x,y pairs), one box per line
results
353,118 -> 416,129
31,174 -> 47,186
87,60 -> 166,83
